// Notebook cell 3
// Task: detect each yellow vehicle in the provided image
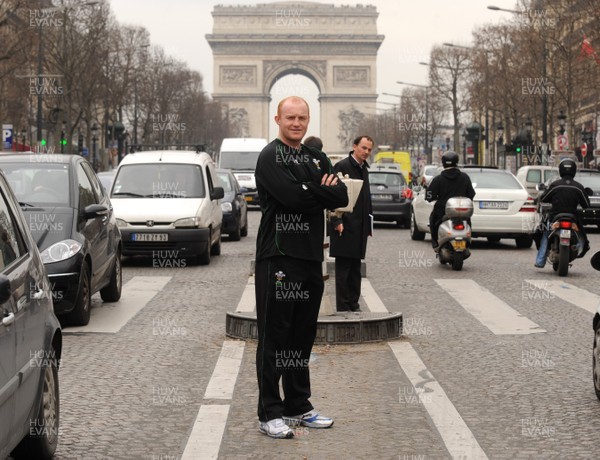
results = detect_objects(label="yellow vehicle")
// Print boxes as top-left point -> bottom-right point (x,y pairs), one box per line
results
373,151 -> 413,184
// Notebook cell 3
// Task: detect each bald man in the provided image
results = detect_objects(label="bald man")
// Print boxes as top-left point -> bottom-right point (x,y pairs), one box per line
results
254,96 -> 348,438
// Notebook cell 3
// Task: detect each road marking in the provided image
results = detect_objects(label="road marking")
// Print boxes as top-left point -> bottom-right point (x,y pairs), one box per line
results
204,341 -> 245,399
389,341 -> 489,460
66,276 -> 171,333
181,404 -> 230,460
236,276 -> 255,312
525,280 -> 600,314
435,279 -> 546,335
361,278 -> 388,312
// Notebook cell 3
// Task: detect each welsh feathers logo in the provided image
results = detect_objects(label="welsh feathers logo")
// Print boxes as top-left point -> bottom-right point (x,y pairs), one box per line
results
275,270 -> 286,287
312,158 -> 321,170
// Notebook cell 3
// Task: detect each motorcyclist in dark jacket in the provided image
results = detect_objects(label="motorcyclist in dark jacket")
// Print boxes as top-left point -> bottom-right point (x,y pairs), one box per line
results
534,158 -> 590,268
425,151 -> 476,248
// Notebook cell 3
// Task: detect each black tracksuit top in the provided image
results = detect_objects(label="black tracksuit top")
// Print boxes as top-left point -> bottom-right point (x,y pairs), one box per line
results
255,139 -> 348,262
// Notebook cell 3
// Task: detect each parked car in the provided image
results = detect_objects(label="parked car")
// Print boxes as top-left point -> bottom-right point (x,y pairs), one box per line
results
110,149 -> 224,265
369,165 -> 413,228
97,170 -> 117,193
0,153 -> 123,326
515,165 -> 558,197
411,166 -> 539,247
216,169 -> 248,240
0,166 -> 62,459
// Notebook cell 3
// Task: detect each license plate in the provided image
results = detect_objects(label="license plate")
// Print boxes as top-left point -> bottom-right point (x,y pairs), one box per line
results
132,233 -> 168,242
238,175 -> 251,181
559,229 -> 571,238
451,240 -> 466,250
373,194 -> 393,200
245,196 -> 252,202
479,201 -> 509,210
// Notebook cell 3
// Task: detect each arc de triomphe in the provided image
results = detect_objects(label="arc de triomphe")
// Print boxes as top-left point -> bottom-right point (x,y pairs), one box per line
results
206,1 -> 384,154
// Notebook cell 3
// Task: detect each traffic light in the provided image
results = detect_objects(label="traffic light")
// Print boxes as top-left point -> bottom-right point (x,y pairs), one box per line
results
60,138 -> 67,146
515,144 -> 522,154
40,139 -> 47,146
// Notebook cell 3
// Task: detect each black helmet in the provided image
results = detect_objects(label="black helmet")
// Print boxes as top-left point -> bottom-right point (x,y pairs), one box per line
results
559,158 -> 577,178
441,151 -> 459,168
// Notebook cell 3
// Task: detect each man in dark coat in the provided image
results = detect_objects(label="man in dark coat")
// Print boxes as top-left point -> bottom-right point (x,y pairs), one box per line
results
329,135 -> 374,312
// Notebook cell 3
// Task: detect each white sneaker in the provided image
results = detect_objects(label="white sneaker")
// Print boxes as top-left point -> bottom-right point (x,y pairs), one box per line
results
283,410 -> 334,428
258,418 -> 294,439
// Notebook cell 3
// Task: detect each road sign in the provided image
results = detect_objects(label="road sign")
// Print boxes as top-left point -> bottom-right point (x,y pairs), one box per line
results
557,134 -> 568,149
2,124 -> 13,150
581,143 -> 588,157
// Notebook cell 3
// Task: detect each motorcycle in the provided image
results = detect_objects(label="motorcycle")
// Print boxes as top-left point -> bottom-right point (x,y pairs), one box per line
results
435,197 -> 473,271
544,213 -> 584,276
537,184 -> 592,277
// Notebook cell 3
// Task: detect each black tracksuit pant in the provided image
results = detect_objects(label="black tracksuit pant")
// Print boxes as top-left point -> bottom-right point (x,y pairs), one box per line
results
255,256 -> 323,422
335,257 -> 362,311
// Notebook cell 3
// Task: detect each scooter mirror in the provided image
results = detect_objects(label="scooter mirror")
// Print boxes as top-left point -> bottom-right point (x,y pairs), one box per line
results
536,183 -> 547,192
472,182 -> 477,189
591,251 -> 600,271
585,187 -> 594,197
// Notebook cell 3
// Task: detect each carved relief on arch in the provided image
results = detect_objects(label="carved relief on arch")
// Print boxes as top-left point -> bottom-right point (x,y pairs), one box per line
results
220,66 -> 257,86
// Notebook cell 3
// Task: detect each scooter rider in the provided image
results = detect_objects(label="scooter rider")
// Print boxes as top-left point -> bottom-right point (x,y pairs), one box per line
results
425,151 -> 476,249
534,158 -> 590,268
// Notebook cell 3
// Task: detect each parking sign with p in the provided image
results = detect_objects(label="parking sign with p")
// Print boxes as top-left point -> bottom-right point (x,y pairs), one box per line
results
2,124 -> 13,150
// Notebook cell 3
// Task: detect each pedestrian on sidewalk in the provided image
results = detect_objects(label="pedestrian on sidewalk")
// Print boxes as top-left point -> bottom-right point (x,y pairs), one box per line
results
254,96 -> 348,439
329,135 -> 374,312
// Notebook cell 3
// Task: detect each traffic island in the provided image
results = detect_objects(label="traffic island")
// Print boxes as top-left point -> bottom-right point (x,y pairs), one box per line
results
226,310 -> 402,344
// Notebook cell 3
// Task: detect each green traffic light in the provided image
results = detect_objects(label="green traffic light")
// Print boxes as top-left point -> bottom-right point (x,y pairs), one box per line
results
61,139 -> 67,145
516,146 -> 521,153
41,139 -> 47,146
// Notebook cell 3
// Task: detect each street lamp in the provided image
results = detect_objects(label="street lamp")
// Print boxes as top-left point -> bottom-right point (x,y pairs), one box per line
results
60,120 -> 66,153
496,122 -> 504,168
91,123 -> 98,171
396,80 -> 430,163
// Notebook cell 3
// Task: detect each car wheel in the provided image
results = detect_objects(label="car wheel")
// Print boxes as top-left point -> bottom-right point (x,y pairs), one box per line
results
487,236 -> 501,243
241,220 -> 248,237
410,212 -> 426,241
230,224 -> 241,241
593,323 -> 600,400
211,230 -> 222,255
515,235 -> 533,248
12,345 -> 60,459
65,260 -> 91,326
100,250 -> 122,302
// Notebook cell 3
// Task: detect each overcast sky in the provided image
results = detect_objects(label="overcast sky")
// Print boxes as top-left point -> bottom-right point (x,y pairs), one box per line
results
110,0 -> 516,138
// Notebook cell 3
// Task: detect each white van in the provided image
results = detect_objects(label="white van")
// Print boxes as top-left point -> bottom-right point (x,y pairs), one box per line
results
218,138 -> 267,205
515,165 -> 559,197
110,150 -> 224,265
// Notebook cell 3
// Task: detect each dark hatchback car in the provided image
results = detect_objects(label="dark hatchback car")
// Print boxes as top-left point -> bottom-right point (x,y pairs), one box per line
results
0,167 -> 62,459
369,165 -> 413,228
217,169 -> 248,241
0,154 -> 122,326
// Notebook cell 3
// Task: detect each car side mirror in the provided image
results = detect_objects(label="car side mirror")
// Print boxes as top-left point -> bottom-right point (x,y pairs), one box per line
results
211,186 -> 225,200
83,204 -> 109,220
412,185 -> 423,193
585,187 -> 594,197
0,274 -> 11,305
239,186 -> 248,194
536,183 -> 547,192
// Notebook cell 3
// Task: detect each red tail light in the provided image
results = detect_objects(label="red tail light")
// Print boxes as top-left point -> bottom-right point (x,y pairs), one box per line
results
401,188 -> 413,199
453,223 -> 465,230
519,199 -> 537,212
559,221 -> 572,229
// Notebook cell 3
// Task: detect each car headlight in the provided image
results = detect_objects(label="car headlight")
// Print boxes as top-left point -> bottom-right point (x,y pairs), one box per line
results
116,218 -> 128,228
40,239 -> 82,264
221,202 -> 232,212
173,217 -> 201,228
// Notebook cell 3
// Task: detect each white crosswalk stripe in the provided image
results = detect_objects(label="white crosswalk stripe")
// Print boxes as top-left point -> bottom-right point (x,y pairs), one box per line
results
524,279 -> 600,314
436,279 -> 546,335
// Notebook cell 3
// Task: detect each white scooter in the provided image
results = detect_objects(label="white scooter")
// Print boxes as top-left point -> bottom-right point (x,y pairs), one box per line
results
435,197 -> 474,271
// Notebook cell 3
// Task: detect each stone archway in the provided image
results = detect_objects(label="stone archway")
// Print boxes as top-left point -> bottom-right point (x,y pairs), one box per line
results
207,1 -> 384,154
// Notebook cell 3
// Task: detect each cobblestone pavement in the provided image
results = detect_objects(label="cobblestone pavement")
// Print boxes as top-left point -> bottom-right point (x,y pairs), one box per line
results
48,210 -> 600,459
